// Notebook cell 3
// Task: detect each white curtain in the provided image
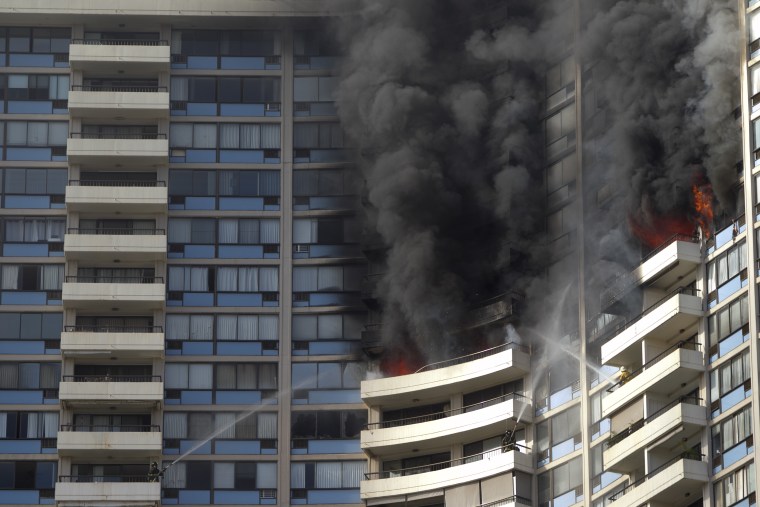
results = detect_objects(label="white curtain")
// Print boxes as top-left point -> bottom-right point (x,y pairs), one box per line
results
237,364 -> 257,389
164,462 -> 187,489
259,220 -> 279,244
240,124 -> 261,149
294,124 -> 318,148
291,463 -> 305,488
164,413 -> 188,439
47,219 -> 64,241
216,315 -> 237,341
168,267 -> 186,291
189,315 -> 213,341
25,219 -> 46,242
189,364 -> 213,389
315,462 -> 342,488
170,124 -> 193,148
259,315 -> 278,341
171,77 -> 189,101
4,220 -> 24,242
318,315 -> 342,340
219,171 -> 236,195
259,267 -> 278,292
168,219 -> 192,243
258,363 -> 277,389
166,315 -> 189,341
42,265 -> 63,290
0,364 -> 18,388
43,412 -> 58,437
26,412 -> 40,438
190,267 -> 209,291
342,462 -> 366,488
292,316 -> 316,340
293,219 -> 312,244
214,463 -> 235,488
257,413 -> 277,439
27,122 -> 47,146
214,413 -> 235,439
48,122 -> 68,145
193,124 -> 217,148
165,364 -> 188,389
11,266 -> 36,291
237,316 -> 257,341
256,463 -> 277,489
218,219 -> 238,244
220,124 -> 239,149
317,266 -> 342,291
260,124 -> 280,149
217,267 -> 238,292
18,363 -> 38,389
260,171 -> 279,195
238,267 -> 258,292
0,413 -> 6,438
293,267 -> 317,292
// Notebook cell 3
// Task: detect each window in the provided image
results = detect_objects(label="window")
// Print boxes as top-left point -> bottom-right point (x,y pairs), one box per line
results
6,75 -> 69,100
294,77 -> 338,103
711,405 -> 752,472
291,362 -> 362,391
294,30 -> 340,57
546,154 -> 576,199
165,363 -> 278,391
291,410 -> 366,440
164,412 -> 277,440
164,461 -> 276,492
0,412 -> 58,439
536,405 -> 581,464
0,264 -> 63,291
0,461 -> 56,490
291,461 -> 366,490
4,218 -> 65,243
714,462 -> 755,507
710,350 -> 751,416
169,170 -> 216,197
294,123 -> 344,149
172,30 -> 280,57
172,76 -> 281,103
708,294 -> 749,361
165,314 -> 278,342
706,241 -> 747,306
538,456 -> 582,507
3,27 -> 69,54
292,266 -> 363,292
293,218 -> 358,246
0,313 -> 62,341
0,363 -> 60,389
4,168 -> 66,195
168,219 -> 216,244
546,56 -> 575,98
546,201 -> 576,241
219,170 -> 280,196
170,123 -> 280,152
294,170 -> 352,196
462,380 -> 524,411
170,123 -> 217,148
6,121 -> 67,146
292,314 -> 363,341
216,267 -> 279,292
218,219 -> 280,244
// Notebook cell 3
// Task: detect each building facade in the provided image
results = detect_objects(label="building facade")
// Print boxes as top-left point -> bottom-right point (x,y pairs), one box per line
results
0,1 -> 757,507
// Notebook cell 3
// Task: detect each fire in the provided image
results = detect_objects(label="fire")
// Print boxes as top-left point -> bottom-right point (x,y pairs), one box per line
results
379,348 -> 423,376
692,183 -> 714,239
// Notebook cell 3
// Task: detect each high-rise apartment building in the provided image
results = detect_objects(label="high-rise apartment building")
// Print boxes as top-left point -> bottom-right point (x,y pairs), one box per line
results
0,1 -> 756,507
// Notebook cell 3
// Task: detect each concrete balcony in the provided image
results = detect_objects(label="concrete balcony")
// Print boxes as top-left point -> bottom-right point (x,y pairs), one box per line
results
61,326 -> 164,358
69,39 -> 170,73
603,346 -> 704,418
55,478 -> 160,506
607,456 -> 708,507
361,449 -> 533,501
62,277 -> 165,311
65,182 -> 167,213
633,238 -> 701,289
58,376 -> 163,406
67,134 -> 168,165
604,399 -> 707,473
362,394 -> 532,457
361,343 -> 531,407
64,229 -> 167,262
68,86 -> 170,119
57,426 -> 162,457
601,289 -> 702,367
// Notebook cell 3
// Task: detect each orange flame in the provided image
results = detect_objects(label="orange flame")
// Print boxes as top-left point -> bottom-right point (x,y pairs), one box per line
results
692,183 -> 714,239
379,349 -> 423,377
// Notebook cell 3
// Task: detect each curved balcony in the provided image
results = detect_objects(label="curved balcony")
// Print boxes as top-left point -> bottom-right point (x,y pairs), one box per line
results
69,85 -> 170,119
66,180 -> 167,213
603,342 -> 703,417
57,424 -> 161,457
62,276 -> 165,311
361,343 -> 530,406
601,287 -> 702,366
61,326 -> 164,358
604,397 -> 707,472
607,453 -> 708,507
67,133 -> 168,165
64,228 -> 167,262
55,475 -> 160,506
361,447 -> 533,501
362,393 -> 531,456
58,375 -> 163,407
69,38 -> 170,73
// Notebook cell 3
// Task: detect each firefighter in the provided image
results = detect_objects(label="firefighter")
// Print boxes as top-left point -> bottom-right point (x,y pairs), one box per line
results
148,461 -> 163,482
618,366 -> 631,385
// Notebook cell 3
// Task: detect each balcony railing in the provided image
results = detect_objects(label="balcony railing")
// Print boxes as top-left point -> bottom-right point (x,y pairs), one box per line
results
415,341 -> 529,373
62,375 -> 161,382
60,424 -> 160,432
607,338 -> 700,393
609,451 -> 704,502
606,395 -> 702,448
58,475 -> 154,483
64,325 -> 163,333
65,275 -> 163,283
71,85 -> 167,92
478,496 -> 532,507
70,132 -> 166,140
364,445 -> 531,480
71,39 -> 169,46
69,179 -> 165,187
67,228 -> 165,235
365,392 -> 529,430
590,285 -> 699,345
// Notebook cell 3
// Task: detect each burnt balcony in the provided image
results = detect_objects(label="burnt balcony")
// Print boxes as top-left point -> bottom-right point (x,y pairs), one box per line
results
462,292 -> 521,330
361,323 -> 383,356
360,273 -> 383,308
